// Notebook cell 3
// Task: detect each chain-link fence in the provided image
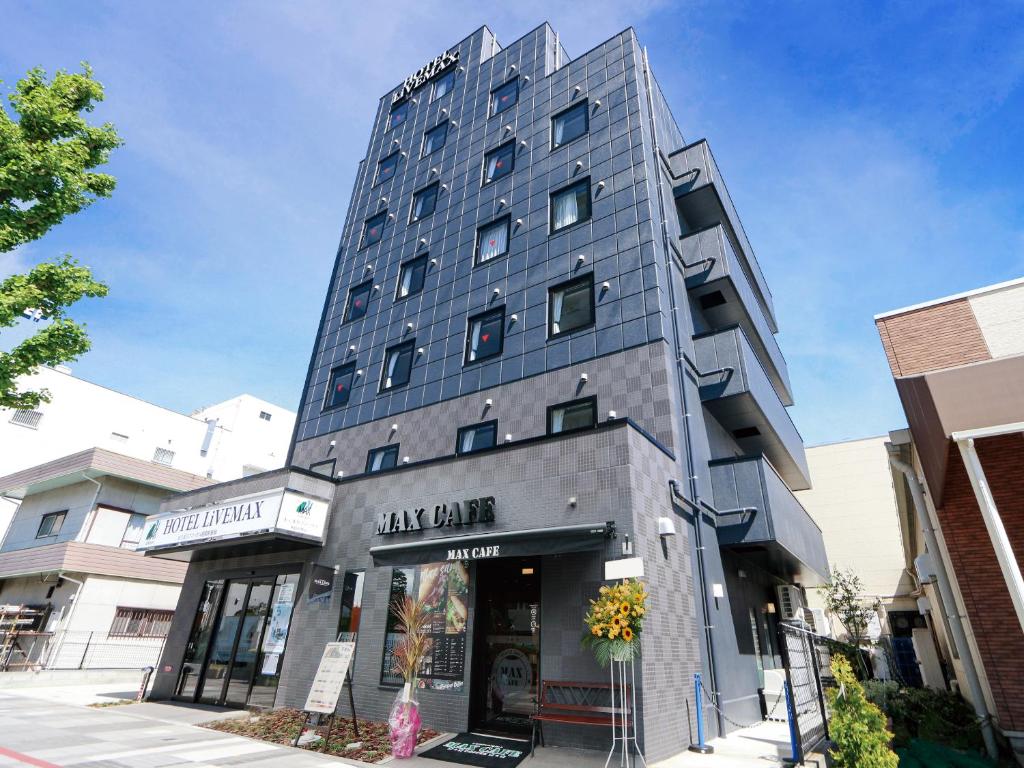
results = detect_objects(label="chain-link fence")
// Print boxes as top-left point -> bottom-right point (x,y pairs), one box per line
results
1,630 -> 165,671
779,622 -> 832,763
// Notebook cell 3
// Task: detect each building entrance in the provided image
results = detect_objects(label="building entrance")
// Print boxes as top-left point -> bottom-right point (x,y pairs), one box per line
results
470,558 -> 540,735
175,572 -> 299,708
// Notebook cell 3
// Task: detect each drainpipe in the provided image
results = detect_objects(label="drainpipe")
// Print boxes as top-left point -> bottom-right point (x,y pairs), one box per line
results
887,445 -> 998,759
48,572 -> 86,669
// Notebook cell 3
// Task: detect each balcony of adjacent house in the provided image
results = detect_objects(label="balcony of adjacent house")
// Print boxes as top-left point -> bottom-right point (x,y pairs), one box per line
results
676,225 -> 793,406
667,138 -> 777,330
693,326 -> 811,491
710,454 -> 828,585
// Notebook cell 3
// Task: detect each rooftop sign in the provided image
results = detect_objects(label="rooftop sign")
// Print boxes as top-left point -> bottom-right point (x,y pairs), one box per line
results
392,48 -> 459,104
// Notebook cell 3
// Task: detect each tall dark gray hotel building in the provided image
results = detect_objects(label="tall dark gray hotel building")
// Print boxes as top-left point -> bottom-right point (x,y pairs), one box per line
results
145,22 -> 828,759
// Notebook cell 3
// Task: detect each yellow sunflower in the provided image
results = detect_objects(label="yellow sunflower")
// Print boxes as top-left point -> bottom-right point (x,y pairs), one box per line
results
622,627 -> 633,642
620,602 -> 630,615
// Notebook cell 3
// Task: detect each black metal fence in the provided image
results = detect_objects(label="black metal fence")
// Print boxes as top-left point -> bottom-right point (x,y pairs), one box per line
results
779,622 -> 832,764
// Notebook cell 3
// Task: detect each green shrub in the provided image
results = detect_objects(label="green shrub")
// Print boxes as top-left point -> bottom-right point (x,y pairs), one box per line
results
863,683 -> 983,751
826,655 -> 899,768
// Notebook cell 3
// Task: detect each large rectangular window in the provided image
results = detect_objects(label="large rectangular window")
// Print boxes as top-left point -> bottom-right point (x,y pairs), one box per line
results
388,100 -> 409,130
465,308 -> 504,364
549,273 -> 595,337
109,607 -> 174,638
552,101 -> 589,149
476,217 -> 510,264
337,570 -> 365,643
344,281 -> 372,322
550,179 -> 592,233
381,341 -> 415,391
431,69 -> 455,101
483,142 -> 515,184
366,444 -> 399,473
375,152 -> 399,185
422,122 -> 448,156
410,183 -> 439,223
397,255 -> 428,300
36,511 -> 66,538
457,421 -> 497,455
490,78 -> 518,116
325,363 -> 356,410
547,396 -> 598,434
361,211 -> 386,248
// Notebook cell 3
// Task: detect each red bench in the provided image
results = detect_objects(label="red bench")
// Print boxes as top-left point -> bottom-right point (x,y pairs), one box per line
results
530,680 -> 630,757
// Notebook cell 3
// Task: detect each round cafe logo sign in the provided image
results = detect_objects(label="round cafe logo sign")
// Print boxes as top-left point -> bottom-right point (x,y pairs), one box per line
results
490,649 -> 532,702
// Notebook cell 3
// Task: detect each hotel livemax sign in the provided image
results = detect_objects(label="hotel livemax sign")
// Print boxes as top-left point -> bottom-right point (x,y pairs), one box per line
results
392,48 -> 459,104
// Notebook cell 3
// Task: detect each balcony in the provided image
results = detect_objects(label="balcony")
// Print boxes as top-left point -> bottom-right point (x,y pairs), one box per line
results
678,225 -> 792,405
668,139 -> 776,330
693,326 -> 810,490
710,455 -> 828,583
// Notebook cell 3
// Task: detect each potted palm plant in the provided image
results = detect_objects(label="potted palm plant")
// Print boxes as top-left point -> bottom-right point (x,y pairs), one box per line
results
388,596 -> 430,759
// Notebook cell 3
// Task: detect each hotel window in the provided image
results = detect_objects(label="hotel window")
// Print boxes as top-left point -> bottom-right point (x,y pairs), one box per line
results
551,178 -> 592,233
381,341 -> 415,391
552,101 -> 589,149
397,255 -> 428,300
547,396 -> 598,435
483,141 -> 515,184
153,447 -> 175,466
388,100 -> 409,130
476,217 -> 510,264
361,211 -> 386,248
344,281 -> 372,322
325,363 -> 356,410
36,511 -> 66,538
490,78 -> 518,116
120,513 -> 147,549
310,459 -> 336,478
457,420 -> 497,455
109,607 -> 175,638
366,444 -> 399,473
259,411 -> 272,421
410,183 -> 439,223
422,121 -> 448,156
431,69 -> 455,101
375,152 -> 400,185
337,570 -> 365,643
465,308 -> 505,364
549,273 -> 595,337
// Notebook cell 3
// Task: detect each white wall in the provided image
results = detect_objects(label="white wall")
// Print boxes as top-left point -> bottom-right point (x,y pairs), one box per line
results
968,281 -> 1024,359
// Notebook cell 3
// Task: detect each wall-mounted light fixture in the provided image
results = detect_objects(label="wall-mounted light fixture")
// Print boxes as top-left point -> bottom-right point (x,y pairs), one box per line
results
657,517 -> 676,536
568,497 -> 577,507
608,410 -> 617,419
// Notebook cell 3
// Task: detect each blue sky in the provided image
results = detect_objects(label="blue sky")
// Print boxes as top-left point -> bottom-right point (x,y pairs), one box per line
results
2,1 -> 1022,445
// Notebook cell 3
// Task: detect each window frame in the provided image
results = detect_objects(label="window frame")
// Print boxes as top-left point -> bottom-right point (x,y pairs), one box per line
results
456,420 -> 498,455
36,510 -> 67,539
551,100 -> 590,150
482,140 -> 516,186
546,396 -> 598,435
374,152 -> 400,186
548,273 -> 596,339
549,178 -> 592,234
380,340 -> 416,392
309,459 -> 336,478
422,121 -> 449,157
431,69 -> 456,102
475,216 -> 511,266
365,444 -> 400,474
410,182 -> 440,224
323,363 -> 357,411
361,211 -> 387,249
343,280 -> 373,323
108,606 -> 175,639
396,255 -> 429,301
464,307 -> 506,365
388,100 -> 409,131
490,78 -> 519,116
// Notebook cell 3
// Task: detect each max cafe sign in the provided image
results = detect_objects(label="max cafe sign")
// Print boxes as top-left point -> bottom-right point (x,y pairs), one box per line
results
375,496 -> 495,536
392,48 -> 460,104
139,488 -> 329,551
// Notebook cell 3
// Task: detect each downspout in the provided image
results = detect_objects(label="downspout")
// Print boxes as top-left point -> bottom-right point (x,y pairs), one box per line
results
640,44 -> 723,735
887,445 -> 998,759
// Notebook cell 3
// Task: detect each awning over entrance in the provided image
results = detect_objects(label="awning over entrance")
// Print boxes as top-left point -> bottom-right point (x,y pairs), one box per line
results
368,521 -> 615,567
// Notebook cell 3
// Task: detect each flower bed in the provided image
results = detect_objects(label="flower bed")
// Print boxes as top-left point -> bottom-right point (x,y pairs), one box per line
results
202,707 -> 439,763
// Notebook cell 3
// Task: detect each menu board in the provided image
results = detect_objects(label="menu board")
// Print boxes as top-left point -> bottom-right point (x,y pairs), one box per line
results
416,561 -> 469,690
304,641 -> 355,714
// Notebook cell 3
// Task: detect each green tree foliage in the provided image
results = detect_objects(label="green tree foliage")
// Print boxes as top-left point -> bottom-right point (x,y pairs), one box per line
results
0,64 -> 119,408
827,655 -> 899,768
823,567 -> 880,648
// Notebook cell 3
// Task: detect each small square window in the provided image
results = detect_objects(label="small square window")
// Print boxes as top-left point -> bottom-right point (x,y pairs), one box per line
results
550,179 -> 592,233
375,152 -> 400,185
362,212 -> 387,248
465,308 -> 505,364
310,459 -> 336,477
483,142 -> 515,184
36,511 -> 66,538
491,78 -> 518,116
397,255 -> 428,300
344,281 -> 372,322
366,445 -> 399,473
552,101 -> 589,149
431,69 -> 455,101
381,341 -> 415,391
547,397 -> 597,434
476,217 -> 510,264
422,122 -> 448,156
258,411 -> 272,421
549,273 -> 595,337
153,447 -> 175,466
411,183 -> 439,223
325,363 -> 357,410
388,100 -> 409,130
457,421 -> 497,455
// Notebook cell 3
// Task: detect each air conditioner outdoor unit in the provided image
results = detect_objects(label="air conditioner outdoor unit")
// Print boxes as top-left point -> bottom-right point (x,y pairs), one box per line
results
775,584 -> 803,621
914,553 -> 937,584
804,607 -> 832,637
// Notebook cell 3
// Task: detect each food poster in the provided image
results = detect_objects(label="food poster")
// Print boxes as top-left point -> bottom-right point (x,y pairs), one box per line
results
415,561 -> 469,690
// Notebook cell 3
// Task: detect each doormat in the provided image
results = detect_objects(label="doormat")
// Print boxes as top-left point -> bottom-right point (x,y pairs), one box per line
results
419,732 -> 530,767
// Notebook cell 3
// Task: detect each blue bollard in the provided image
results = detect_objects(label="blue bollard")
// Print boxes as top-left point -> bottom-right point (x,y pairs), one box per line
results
784,680 -> 801,764
687,672 -> 714,754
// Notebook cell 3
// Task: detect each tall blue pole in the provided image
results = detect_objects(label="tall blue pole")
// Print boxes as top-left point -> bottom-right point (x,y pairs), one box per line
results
784,680 -> 801,764
687,672 -> 714,754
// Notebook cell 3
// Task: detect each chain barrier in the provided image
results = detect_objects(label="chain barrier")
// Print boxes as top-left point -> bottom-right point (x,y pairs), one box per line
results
699,679 -> 785,730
